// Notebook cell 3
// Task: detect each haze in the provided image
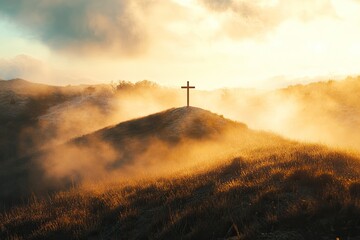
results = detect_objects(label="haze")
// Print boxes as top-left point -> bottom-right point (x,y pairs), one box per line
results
1,0 -> 360,89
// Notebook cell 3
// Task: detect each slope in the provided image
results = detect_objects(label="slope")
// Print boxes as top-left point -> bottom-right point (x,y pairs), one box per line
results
0,107 -> 250,206
1,132 -> 360,239
0,79 -> 76,162
0,78 -> 113,162
1,107 -> 360,239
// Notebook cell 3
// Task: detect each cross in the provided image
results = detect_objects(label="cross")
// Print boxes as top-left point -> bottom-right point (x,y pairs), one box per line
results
181,81 -> 195,107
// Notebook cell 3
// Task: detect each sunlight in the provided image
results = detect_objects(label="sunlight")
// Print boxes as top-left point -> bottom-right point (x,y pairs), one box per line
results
1,1 -> 360,238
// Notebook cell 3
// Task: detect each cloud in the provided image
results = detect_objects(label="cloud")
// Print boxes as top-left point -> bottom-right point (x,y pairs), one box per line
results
200,0 -> 337,39
0,54 -> 48,80
0,0 -> 338,59
0,0 -> 153,57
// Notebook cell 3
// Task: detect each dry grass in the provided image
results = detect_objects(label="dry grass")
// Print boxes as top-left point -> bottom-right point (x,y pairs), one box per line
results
1,143 -> 360,240
1,85 -> 360,240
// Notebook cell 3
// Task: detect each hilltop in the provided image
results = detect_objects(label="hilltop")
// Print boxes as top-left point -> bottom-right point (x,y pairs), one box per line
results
1,107 -> 360,239
78,106 -> 246,145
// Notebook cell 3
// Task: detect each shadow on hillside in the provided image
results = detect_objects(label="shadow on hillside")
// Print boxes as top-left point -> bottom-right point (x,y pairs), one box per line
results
2,147 -> 360,239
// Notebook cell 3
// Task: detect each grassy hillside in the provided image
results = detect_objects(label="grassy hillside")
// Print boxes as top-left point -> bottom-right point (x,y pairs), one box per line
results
1,143 -> 360,239
1,107 -> 360,239
0,79 -> 112,162
0,79 -> 79,162
1,79 -> 360,239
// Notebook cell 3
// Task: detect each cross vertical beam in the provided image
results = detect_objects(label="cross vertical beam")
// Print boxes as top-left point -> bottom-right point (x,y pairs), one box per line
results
181,81 -> 195,107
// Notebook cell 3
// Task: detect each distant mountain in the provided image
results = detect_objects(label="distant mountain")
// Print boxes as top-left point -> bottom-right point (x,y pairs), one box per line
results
0,78 -> 112,96
0,78 -> 58,95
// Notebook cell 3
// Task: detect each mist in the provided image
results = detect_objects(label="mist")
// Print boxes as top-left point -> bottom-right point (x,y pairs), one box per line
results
3,77 -> 358,201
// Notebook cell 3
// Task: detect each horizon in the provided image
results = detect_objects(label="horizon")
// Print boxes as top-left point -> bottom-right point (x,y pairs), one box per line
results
1,74 -> 358,91
1,1 -> 360,89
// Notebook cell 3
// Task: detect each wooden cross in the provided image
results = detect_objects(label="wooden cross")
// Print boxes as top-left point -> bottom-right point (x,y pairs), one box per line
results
181,81 -> 195,107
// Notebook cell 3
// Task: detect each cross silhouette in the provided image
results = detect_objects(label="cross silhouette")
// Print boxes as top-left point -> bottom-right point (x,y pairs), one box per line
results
181,81 -> 195,107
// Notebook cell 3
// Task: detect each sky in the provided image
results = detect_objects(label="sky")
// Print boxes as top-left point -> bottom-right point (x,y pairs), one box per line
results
0,0 -> 360,90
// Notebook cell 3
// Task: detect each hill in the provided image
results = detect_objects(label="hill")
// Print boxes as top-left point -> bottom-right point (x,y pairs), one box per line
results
0,79 -> 57,95
1,107 -> 360,239
0,78 -> 113,162
276,77 -> 360,149
0,107 -> 249,206
77,106 -> 246,150
216,77 -> 360,151
2,76 -> 360,164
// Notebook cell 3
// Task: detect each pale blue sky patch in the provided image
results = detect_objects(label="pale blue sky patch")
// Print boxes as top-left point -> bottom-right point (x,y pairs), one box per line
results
0,19 -> 50,59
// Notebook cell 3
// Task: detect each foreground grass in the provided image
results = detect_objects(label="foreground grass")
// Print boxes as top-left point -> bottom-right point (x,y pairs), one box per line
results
1,144 -> 360,240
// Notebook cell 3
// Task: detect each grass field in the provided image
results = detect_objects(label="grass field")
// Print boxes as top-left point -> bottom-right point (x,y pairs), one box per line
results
1,140 -> 360,239
1,80 -> 360,239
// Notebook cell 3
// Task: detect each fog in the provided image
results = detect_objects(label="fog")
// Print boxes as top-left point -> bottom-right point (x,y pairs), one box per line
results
3,77 -> 359,200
